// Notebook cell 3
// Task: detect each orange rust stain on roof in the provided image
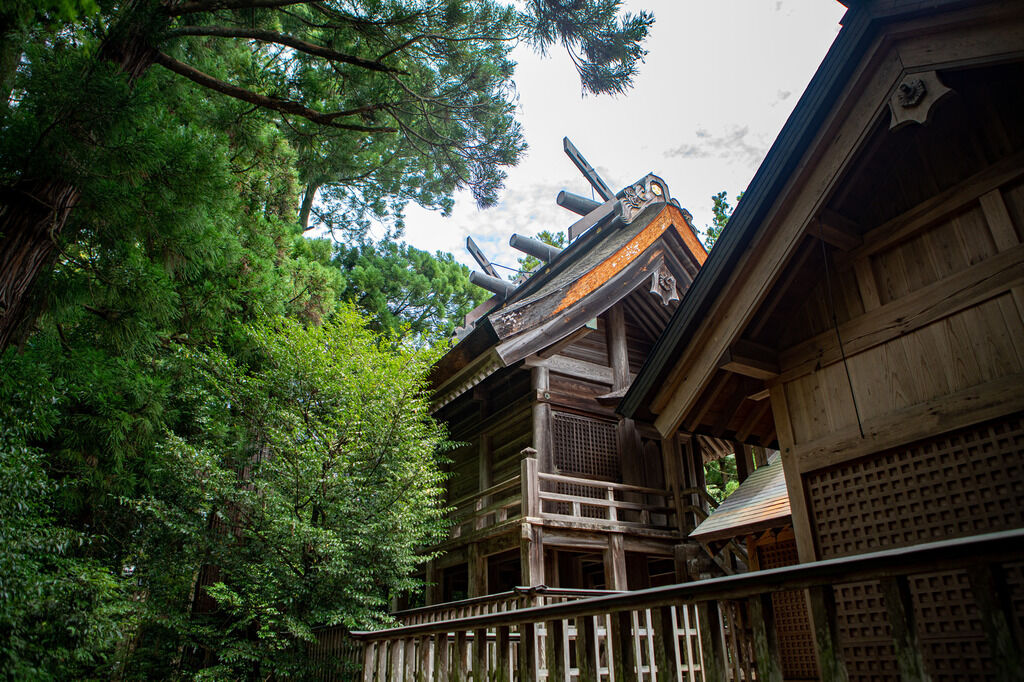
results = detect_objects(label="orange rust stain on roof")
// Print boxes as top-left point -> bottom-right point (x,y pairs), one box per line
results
554,205 -> 706,314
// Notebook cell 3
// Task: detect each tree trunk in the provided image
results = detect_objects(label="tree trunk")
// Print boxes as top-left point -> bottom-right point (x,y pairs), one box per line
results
0,180 -> 80,349
298,182 -> 320,231
0,2 -> 160,351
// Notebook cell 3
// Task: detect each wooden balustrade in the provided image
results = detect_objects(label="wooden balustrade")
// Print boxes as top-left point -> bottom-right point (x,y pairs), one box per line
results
446,475 -> 522,540
335,528 -> 1024,681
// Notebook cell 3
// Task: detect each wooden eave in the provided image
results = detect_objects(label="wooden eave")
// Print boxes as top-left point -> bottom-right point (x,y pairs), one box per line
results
690,455 -> 791,545
431,203 -> 706,408
620,0 -> 1024,438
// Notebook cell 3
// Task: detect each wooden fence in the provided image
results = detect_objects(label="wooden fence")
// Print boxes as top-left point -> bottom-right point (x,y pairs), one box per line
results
336,528 -> 1023,681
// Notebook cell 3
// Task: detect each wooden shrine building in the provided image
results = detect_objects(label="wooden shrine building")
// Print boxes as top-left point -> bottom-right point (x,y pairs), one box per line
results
620,0 -> 1024,678
423,170 -> 714,602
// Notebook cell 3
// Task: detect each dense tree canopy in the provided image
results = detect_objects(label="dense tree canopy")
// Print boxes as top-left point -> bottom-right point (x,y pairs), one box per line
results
0,1 -> 653,676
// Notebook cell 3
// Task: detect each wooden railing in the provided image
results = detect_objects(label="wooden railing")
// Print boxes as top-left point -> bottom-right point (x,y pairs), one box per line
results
446,475 -> 522,541
343,528 -> 1024,681
392,587 -> 622,626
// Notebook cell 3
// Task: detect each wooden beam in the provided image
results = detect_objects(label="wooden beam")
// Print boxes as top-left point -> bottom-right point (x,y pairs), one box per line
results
769,385 -> 817,563
710,377 -> 747,437
980,188 -> 1020,252
607,305 -> 630,391
524,354 -> 614,386
683,372 -> 731,433
813,209 -> 862,251
536,325 -> 594,359
718,339 -> 779,380
737,400 -> 771,443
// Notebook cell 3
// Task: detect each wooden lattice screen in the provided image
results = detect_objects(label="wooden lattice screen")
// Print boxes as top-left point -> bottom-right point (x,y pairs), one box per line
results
757,539 -> 818,680
804,412 -> 1024,682
551,411 -> 620,479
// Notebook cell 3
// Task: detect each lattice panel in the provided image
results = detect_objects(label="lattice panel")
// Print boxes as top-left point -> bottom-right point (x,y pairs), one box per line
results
553,481 -> 611,518
552,411 -> 620,479
805,413 -> 1024,682
757,539 -> 818,680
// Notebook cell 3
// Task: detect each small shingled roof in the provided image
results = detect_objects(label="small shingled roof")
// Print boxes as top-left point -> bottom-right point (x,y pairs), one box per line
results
689,454 -> 790,544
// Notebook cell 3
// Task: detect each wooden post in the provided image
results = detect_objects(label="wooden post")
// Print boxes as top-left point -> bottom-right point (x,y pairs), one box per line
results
967,563 -> 1024,682
518,622 -> 538,682
545,619 -> 566,681
609,610 -> 635,681
607,305 -> 630,390
697,601 -> 727,682
753,445 -> 768,468
433,634 -> 448,682
531,367 -> 553,473
576,615 -> 598,682
426,560 -> 440,606
478,435 -> 492,530
473,628 -> 488,682
521,452 -> 539,518
880,576 -> 931,682
453,631 -> 470,682
604,533 -> 628,590
403,639 -> 416,681
521,522 -> 545,587
662,435 -> 688,534
748,593 -> 783,682
362,642 -> 376,682
494,626 -> 511,682
652,605 -> 680,681
468,543 -> 487,598
734,442 -> 754,483
418,637 -> 431,682
807,585 -> 848,682
387,639 -> 400,682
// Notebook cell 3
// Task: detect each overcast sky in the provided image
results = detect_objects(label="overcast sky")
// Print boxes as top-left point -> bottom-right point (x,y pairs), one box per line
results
396,1 -> 848,274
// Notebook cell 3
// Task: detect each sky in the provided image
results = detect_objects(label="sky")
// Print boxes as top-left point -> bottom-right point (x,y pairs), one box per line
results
397,1 -> 849,274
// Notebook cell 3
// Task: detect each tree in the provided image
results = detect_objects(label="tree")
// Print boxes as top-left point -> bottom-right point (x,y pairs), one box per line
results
0,0 -> 653,349
125,313 -> 448,678
513,229 -> 567,279
335,240 -> 486,343
703,190 -> 743,249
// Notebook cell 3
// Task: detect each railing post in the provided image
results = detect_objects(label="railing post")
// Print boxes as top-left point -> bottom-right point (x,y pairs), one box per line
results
518,622 -> 538,682
748,593 -> 783,682
545,619 -> 566,681
652,605 -> 680,681
432,634 -> 448,682
495,625 -> 511,682
521,451 -> 539,518
967,563 -> 1024,682
403,639 -> 415,680
362,641 -> 376,682
606,486 -> 617,523
453,631 -> 469,682
697,601 -> 727,682
576,615 -> 598,682
610,610 -> 635,681
473,627 -> 488,681
880,576 -> 932,682
807,585 -> 849,682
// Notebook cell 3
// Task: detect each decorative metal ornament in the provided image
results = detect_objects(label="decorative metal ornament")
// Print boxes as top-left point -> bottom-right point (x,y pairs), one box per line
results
889,71 -> 953,130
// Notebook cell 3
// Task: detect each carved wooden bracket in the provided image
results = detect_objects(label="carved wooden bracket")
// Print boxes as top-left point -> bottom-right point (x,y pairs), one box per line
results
649,263 -> 680,305
889,70 -> 954,130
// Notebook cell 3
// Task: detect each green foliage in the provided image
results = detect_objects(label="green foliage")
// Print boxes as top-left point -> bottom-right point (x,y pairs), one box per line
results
513,229 -> 567,278
129,313 -> 448,677
336,240 -> 487,343
704,190 -> 743,249
704,454 -> 739,503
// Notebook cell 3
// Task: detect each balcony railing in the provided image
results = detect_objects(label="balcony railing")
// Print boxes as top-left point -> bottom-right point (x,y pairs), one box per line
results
333,528 -> 1024,681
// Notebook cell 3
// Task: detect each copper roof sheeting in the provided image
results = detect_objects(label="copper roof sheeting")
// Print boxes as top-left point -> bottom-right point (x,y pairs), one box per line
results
690,453 -> 790,543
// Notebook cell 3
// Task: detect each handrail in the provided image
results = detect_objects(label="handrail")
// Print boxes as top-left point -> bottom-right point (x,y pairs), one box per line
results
350,527 -> 1024,639
448,475 -> 521,510
390,585 -> 626,618
537,471 -> 670,497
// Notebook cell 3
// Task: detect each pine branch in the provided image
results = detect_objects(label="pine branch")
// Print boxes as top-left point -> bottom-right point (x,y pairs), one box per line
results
153,52 -> 398,133
164,0 -> 312,17
167,25 -> 406,74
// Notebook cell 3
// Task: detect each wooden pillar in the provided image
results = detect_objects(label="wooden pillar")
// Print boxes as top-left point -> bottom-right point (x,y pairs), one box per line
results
652,605 -> 680,680
520,522 -> 545,587
753,445 -> 768,468
473,627 -> 488,682
749,593 -> 783,682
403,639 -> 415,681
468,543 -> 487,598
606,305 -> 630,390
609,610 -> 635,681
734,442 -> 754,483
426,560 -> 440,606
661,435 -> 689,534
531,367 -> 553,473
545,618 -> 566,681
604,533 -> 628,590
432,634 -> 449,682
494,626 -> 511,682
478,435 -> 492,531
517,622 -> 538,682
697,600 -> 728,682
967,563 -> 1024,682
880,576 -> 931,682
362,642 -> 376,682
576,616 -> 598,682
807,585 -> 849,682
768,386 -> 816,562
453,631 -> 469,682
